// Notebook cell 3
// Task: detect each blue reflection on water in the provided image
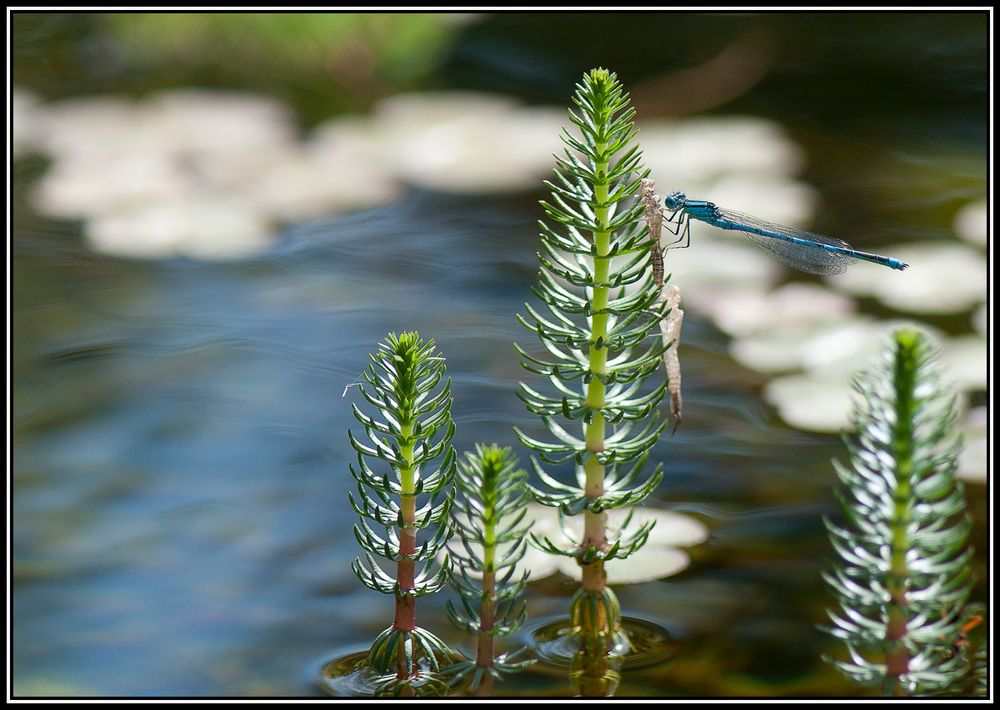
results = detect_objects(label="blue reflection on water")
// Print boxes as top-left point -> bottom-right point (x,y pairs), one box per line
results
13,190 -> 586,695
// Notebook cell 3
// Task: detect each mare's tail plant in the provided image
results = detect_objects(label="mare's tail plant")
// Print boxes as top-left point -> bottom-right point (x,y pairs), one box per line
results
444,444 -> 534,695
823,327 -> 977,696
348,331 -> 457,694
515,67 -> 670,647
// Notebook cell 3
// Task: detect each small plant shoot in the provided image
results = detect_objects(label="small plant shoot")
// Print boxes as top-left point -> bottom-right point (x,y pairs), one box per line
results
347,331 -> 457,694
444,444 -> 534,695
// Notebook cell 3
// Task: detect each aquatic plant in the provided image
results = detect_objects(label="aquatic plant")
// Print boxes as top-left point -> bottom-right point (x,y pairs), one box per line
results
444,444 -> 534,695
348,331 -> 457,693
515,67 -> 671,647
823,328 -> 976,696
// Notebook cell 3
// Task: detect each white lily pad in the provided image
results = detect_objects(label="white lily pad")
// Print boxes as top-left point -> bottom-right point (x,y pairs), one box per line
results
703,283 -> 856,338
249,144 -> 401,223
700,176 -> 819,230
364,92 -> 565,193
730,318 -> 882,376
555,547 -> 692,585
521,503 -> 708,584
143,89 -> 296,158
763,328 -> 982,434
661,238 -> 784,293
25,90 -> 346,260
953,198 -> 987,246
763,372 -> 855,433
732,318 -> 948,379
31,153 -> 195,219
972,304 -> 987,336
956,406 -> 987,484
85,197 -> 274,260
640,116 -> 805,186
939,334 -> 988,391
33,95 -> 150,159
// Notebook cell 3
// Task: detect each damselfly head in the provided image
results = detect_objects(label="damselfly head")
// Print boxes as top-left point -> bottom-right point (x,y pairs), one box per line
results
662,192 -> 686,210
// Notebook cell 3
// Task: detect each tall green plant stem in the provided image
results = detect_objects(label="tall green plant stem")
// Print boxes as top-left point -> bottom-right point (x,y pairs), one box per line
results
474,518 -> 497,696
582,142 -> 611,604
884,332 -> 917,694
396,421 -> 417,678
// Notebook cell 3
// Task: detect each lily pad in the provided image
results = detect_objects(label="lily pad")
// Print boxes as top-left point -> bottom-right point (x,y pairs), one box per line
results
956,406 -> 987,484
85,198 -> 274,260
972,304 -> 987,336
364,92 -> 565,193
523,503 -> 708,585
939,334 -> 988,391
953,197 -> 987,246
763,372 -> 854,433
640,116 -> 805,186
703,283 -> 855,338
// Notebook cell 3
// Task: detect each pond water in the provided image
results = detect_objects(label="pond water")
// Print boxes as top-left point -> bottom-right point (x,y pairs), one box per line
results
11,12 -> 989,698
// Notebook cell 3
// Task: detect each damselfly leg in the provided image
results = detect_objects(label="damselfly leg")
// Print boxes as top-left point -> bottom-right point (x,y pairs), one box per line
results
659,208 -> 691,250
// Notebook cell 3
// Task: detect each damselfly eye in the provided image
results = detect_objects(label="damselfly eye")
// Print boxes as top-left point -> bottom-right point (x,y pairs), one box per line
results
663,192 -> 685,210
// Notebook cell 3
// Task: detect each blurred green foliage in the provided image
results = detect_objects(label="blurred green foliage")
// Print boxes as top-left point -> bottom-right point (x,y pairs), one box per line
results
13,12 -> 473,120
14,12 -> 987,139
109,14 -> 459,81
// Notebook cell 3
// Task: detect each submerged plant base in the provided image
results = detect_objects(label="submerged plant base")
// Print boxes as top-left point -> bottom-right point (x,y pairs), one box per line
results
524,615 -> 679,673
317,650 -> 449,697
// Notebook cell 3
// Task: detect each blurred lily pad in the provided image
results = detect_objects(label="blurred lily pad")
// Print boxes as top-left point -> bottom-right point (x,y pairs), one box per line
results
702,283 -> 855,338
939,334 -> 988,391
953,197 -> 987,246
972,304 -> 986,335
85,197 -> 273,261
524,503 -> 708,585
640,117 -> 805,187
730,318 -> 904,377
763,372 -> 855,433
956,406 -> 987,484
362,92 -> 566,193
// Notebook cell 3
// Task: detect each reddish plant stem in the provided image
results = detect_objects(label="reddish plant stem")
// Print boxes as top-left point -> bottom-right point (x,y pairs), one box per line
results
475,568 -> 497,696
394,492 -> 417,679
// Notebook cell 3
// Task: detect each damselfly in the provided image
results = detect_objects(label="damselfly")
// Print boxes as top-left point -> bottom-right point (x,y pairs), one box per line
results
659,192 -> 908,275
